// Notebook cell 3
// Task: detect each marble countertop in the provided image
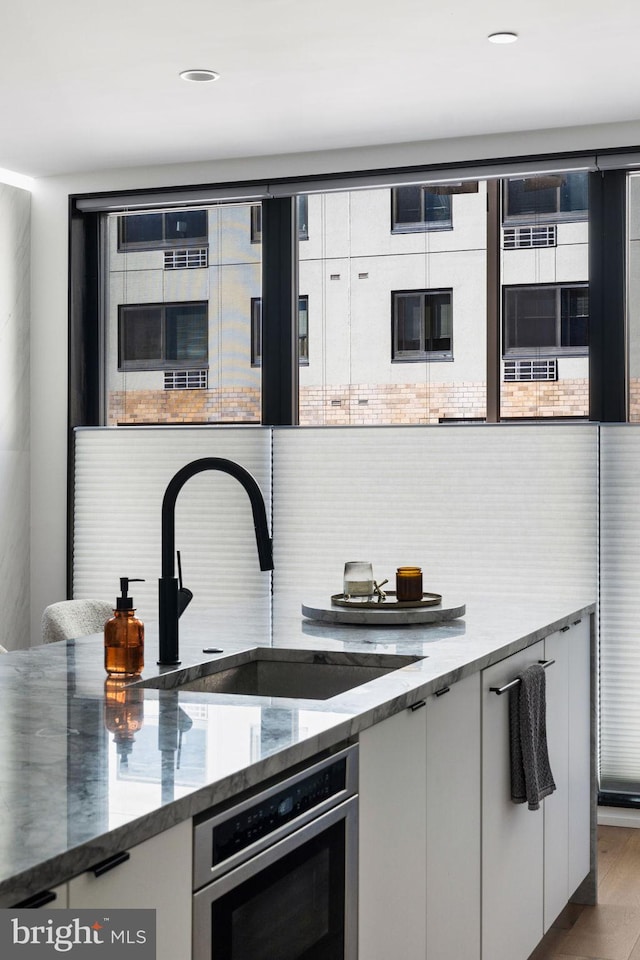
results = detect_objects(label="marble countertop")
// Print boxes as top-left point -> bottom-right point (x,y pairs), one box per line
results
0,594 -> 595,906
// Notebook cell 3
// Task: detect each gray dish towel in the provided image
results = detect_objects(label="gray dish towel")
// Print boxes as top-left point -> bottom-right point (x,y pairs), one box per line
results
509,663 -> 556,811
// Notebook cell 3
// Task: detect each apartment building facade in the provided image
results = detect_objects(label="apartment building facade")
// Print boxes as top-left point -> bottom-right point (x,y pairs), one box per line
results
105,174 -> 590,426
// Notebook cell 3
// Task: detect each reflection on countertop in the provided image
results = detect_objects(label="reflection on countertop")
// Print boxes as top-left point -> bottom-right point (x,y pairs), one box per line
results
0,594 -> 595,906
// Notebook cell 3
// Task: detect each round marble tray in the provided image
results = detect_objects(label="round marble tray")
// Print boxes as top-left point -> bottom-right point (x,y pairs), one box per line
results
301,596 -> 466,626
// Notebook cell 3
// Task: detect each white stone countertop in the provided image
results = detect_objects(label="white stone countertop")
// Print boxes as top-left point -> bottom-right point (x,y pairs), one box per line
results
0,594 -> 595,906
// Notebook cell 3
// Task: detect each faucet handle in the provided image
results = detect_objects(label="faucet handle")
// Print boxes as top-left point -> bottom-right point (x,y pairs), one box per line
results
177,586 -> 193,618
176,550 -> 193,618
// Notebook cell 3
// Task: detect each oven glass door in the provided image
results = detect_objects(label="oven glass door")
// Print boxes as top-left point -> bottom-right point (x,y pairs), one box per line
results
195,799 -> 357,960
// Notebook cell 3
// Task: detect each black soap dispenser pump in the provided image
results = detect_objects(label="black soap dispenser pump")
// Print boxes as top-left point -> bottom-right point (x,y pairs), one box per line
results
104,577 -> 145,677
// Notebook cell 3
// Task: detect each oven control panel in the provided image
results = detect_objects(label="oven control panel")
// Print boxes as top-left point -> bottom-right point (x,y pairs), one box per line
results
212,757 -> 347,865
193,743 -> 358,890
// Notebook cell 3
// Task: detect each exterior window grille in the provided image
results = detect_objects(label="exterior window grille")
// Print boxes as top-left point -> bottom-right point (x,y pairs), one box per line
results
164,369 -> 208,390
503,225 -> 557,249
503,359 -> 558,382
164,248 -> 208,269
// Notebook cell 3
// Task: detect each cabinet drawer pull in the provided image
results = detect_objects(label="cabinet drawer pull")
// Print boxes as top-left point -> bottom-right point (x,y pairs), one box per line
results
490,659 -> 555,695
14,889 -> 58,908
91,850 -> 130,877
409,700 -> 426,712
573,619 -> 582,626
434,686 -> 450,697
560,625 -> 570,632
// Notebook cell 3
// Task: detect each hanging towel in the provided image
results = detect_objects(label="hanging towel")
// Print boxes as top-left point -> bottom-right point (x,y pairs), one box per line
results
509,663 -> 556,811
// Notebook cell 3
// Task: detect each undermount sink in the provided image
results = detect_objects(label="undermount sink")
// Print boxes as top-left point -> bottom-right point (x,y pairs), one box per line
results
137,648 -> 425,701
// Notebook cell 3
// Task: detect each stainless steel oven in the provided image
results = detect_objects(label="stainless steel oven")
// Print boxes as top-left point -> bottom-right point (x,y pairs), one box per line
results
193,744 -> 358,960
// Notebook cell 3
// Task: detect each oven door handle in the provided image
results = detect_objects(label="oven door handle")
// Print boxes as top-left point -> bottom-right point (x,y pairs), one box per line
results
194,795 -> 357,899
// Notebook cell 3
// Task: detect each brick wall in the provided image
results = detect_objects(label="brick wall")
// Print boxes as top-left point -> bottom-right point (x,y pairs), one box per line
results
629,379 -> 640,422
109,379 -> 589,426
108,388 -> 261,424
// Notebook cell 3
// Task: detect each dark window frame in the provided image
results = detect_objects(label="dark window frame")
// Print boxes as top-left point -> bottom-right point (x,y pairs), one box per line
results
118,300 -> 209,372
117,209 -> 209,252
391,186 -> 453,233
502,282 -> 589,358
503,172 -> 589,226
251,295 -> 309,366
391,288 -> 454,361
251,196 -> 309,243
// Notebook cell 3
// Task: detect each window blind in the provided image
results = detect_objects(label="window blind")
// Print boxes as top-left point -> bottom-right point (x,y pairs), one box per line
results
271,424 -> 598,628
599,424 -> 640,795
72,427 -> 272,646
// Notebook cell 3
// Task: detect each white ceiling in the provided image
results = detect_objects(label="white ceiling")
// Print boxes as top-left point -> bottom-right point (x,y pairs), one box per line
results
2,0 -> 640,178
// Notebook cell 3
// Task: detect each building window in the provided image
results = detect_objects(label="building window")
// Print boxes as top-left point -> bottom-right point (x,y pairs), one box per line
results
391,186 -> 452,232
251,196 -> 309,243
392,290 -> 453,360
118,210 -> 208,251
503,172 -> 588,224
503,284 -> 589,357
251,296 -> 309,365
118,302 -> 208,370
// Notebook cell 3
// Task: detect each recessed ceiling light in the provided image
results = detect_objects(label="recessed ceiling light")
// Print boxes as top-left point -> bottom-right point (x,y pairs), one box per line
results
488,32 -> 518,43
179,69 -> 220,83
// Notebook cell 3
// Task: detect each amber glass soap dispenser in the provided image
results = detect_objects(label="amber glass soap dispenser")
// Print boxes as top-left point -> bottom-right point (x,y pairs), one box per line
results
104,577 -> 145,677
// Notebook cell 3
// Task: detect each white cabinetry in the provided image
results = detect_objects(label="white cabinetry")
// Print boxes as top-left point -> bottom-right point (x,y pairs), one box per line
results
359,702 -> 427,960
482,619 -> 592,960
482,640 -> 545,960
359,671 -> 481,960
567,617 -> 592,895
50,883 -> 69,908
67,820 -> 192,960
425,672 -> 481,960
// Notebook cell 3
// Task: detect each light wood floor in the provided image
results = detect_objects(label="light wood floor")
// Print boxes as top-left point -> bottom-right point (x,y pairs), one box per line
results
531,825 -> 640,960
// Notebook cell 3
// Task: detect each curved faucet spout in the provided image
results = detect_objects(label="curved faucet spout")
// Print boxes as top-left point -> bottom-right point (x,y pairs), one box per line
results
158,457 -> 273,666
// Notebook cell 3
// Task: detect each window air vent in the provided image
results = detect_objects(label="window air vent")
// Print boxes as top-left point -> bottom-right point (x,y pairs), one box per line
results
164,369 -> 208,390
164,248 -> 209,269
503,225 -> 557,249
503,359 -> 558,382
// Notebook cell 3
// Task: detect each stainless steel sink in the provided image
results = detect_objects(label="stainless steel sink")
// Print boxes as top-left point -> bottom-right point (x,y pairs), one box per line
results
137,648 -> 425,700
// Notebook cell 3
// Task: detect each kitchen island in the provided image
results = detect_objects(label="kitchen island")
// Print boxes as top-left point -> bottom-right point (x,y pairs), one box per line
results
0,595 -> 596,958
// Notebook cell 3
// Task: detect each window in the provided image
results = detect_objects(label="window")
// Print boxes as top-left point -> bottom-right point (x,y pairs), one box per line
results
503,172 -> 588,223
118,210 -> 208,250
251,196 -> 309,243
392,186 -> 452,232
503,284 -> 589,356
251,296 -> 309,365
392,290 -> 453,360
118,302 -> 208,370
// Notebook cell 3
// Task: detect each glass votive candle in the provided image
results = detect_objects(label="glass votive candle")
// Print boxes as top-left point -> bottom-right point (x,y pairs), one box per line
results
343,561 -> 374,599
396,566 -> 423,601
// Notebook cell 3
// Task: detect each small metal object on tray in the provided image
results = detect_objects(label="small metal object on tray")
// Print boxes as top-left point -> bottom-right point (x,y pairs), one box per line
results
331,591 -> 443,609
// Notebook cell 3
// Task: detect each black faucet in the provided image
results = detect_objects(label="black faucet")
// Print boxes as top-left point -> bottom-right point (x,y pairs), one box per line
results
158,457 -> 274,665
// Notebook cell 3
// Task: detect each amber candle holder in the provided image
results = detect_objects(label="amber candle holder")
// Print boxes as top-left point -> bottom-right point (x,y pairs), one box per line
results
396,566 -> 423,602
